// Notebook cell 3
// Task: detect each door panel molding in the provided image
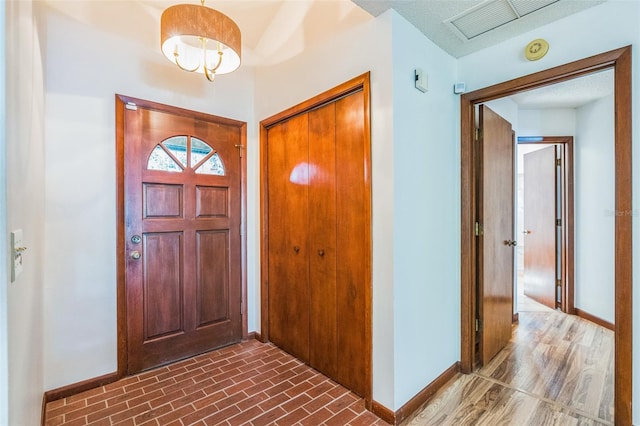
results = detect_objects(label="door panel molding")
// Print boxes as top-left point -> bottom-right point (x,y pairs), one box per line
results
460,46 -> 632,425
116,95 -> 248,378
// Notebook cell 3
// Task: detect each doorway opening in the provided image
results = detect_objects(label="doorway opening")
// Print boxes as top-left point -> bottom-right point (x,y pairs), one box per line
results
516,136 -> 575,317
460,46 -> 632,425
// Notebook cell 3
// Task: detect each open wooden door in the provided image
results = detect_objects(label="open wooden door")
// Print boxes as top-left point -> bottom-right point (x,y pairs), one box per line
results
523,146 -> 557,310
477,105 -> 515,365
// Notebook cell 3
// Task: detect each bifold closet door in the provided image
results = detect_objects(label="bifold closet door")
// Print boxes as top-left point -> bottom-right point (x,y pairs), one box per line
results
266,113 -> 310,363
308,103 -> 338,379
333,90 -> 368,396
265,88 -> 369,398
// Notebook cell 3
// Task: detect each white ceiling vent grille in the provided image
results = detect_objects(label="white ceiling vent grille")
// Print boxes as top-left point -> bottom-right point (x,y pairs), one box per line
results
446,0 -> 559,41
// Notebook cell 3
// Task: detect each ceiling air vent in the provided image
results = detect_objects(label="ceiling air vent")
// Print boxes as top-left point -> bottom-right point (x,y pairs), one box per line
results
446,0 -> 559,41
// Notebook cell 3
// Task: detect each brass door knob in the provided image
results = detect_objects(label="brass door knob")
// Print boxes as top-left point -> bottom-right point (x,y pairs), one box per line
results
130,250 -> 141,260
293,246 -> 300,253
318,249 -> 325,257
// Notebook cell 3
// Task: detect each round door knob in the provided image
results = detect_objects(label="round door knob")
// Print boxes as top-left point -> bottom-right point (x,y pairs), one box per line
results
318,249 -> 325,257
293,246 -> 300,253
130,250 -> 141,260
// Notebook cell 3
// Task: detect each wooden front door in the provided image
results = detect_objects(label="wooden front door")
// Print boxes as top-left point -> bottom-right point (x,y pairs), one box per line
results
523,145 -> 558,309
118,96 -> 245,374
477,105 -> 515,365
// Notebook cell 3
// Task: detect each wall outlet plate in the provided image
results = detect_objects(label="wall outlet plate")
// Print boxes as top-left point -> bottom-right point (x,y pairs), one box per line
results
11,230 -> 24,282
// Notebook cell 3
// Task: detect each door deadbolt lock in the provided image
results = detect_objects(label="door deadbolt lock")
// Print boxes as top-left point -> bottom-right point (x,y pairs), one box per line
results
131,235 -> 142,244
130,250 -> 141,260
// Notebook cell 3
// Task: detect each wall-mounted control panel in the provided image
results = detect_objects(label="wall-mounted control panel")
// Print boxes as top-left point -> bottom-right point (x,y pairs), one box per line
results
11,229 -> 26,282
415,68 -> 428,93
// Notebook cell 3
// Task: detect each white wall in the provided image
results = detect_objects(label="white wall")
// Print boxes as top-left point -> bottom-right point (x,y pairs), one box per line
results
518,108 -> 576,137
458,1 -> 640,421
40,2 -> 256,390
255,11 -> 397,409
485,97 -> 519,129
0,2 -> 8,424
575,94 -> 615,323
390,12 -> 459,409
5,1 -> 46,424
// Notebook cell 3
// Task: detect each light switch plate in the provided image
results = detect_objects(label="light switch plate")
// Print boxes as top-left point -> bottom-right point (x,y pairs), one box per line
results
11,230 -> 24,282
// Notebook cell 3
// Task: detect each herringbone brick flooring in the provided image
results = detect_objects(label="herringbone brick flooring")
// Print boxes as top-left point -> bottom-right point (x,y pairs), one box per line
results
44,339 -> 386,425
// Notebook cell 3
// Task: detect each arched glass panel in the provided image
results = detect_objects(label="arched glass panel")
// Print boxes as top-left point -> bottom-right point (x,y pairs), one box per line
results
195,153 -> 225,175
147,145 -> 182,172
146,135 -> 225,175
191,137 -> 213,168
162,136 -> 187,167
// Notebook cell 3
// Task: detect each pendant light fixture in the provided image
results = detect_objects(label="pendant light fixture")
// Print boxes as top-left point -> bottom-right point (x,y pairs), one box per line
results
160,0 -> 241,82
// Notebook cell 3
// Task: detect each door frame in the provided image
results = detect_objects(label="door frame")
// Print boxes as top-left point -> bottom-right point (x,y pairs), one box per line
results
460,46 -> 632,425
518,136 -> 575,314
259,73 -> 372,404
115,95 -> 248,378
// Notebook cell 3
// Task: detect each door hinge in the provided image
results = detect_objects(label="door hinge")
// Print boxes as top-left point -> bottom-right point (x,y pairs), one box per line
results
475,222 -> 483,236
475,128 -> 481,141
234,144 -> 244,157
556,158 -> 561,166
125,102 -> 138,111
475,319 -> 481,332
556,218 -> 562,226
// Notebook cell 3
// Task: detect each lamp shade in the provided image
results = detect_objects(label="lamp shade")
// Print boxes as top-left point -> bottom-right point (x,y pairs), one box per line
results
161,4 -> 241,75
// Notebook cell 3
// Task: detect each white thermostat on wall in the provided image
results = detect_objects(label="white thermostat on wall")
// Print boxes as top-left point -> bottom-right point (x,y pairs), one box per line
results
415,68 -> 428,92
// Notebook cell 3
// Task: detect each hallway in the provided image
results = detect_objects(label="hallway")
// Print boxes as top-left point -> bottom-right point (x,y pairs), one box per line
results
402,307 -> 614,425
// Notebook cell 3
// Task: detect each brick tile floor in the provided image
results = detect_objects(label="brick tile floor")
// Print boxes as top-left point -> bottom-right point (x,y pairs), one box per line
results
44,339 -> 388,426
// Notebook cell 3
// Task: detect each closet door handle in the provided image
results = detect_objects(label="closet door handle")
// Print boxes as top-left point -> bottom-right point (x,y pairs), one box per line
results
293,246 -> 300,253
317,249 -> 325,257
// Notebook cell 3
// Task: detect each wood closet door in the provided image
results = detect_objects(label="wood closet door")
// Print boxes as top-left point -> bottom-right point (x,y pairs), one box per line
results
266,113 -> 310,363
308,103 -> 338,379
263,76 -> 371,400
334,90 -> 368,396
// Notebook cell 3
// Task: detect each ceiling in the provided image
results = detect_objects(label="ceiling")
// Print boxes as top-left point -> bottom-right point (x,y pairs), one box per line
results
510,68 -> 614,109
44,0 -> 612,109
44,0 -> 373,68
352,0 -> 606,58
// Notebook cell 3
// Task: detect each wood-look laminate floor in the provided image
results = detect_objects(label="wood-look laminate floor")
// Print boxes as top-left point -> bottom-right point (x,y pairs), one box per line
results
403,301 -> 614,426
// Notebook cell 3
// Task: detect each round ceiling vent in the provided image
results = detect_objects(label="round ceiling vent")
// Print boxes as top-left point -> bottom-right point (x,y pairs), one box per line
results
525,39 -> 549,61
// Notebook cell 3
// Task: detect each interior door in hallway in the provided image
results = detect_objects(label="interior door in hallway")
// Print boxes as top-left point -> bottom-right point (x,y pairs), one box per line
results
523,145 -> 558,310
477,105 -> 515,365
120,98 -> 245,374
